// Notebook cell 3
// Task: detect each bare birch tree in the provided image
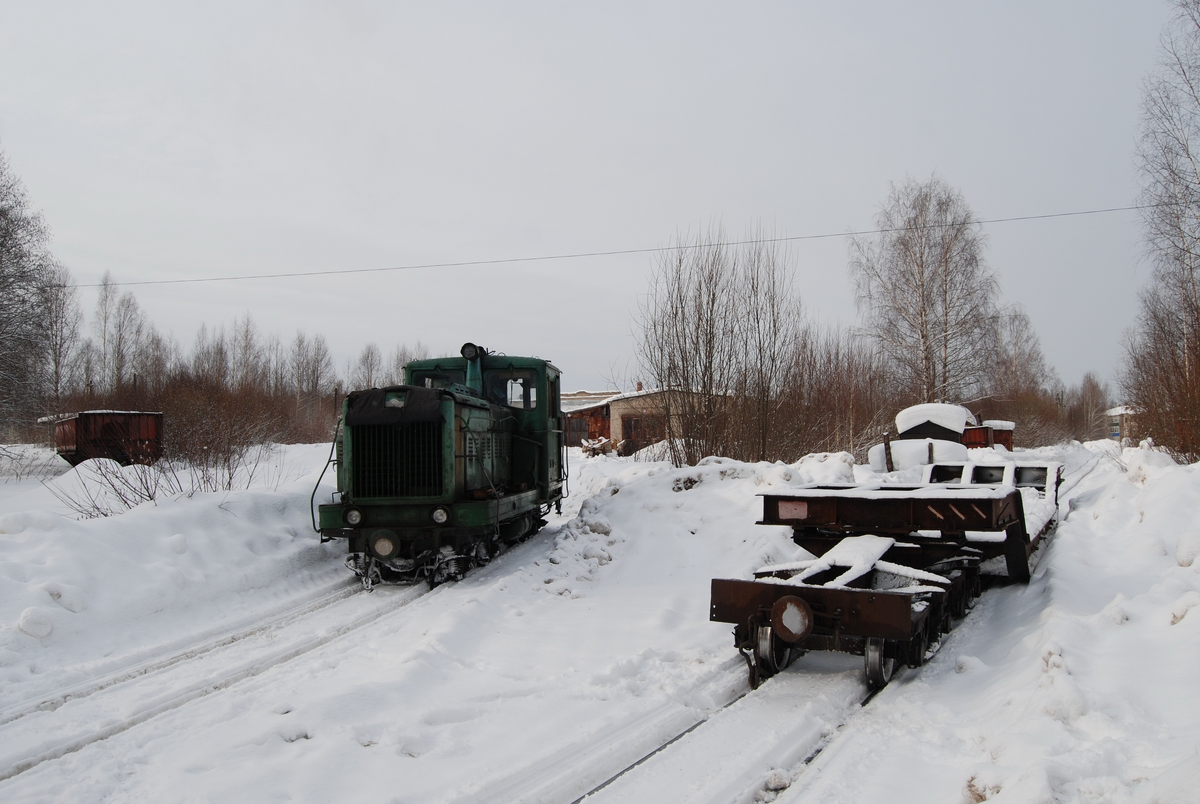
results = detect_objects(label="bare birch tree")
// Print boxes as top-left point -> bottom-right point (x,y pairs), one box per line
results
636,229 -> 742,465
988,306 -> 1052,398
733,233 -> 806,461
1125,0 -> 1200,459
41,261 -> 83,409
93,272 -> 147,396
352,342 -> 383,388
0,149 -> 53,435
383,341 -> 430,385
230,314 -> 265,393
850,177 -> 999,404
636,227 -> 816,465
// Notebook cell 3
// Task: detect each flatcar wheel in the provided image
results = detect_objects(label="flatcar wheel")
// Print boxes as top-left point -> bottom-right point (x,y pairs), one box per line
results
755,625 -> 793,679
864,637 -> 895,690
907,626 -> 929,669
951,589 -> 968,620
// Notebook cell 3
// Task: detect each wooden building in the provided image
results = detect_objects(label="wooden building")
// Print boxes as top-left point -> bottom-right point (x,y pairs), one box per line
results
562,387 -> 668,455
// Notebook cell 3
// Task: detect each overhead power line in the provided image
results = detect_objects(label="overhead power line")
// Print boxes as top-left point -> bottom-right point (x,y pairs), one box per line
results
74,203 -> 1155,289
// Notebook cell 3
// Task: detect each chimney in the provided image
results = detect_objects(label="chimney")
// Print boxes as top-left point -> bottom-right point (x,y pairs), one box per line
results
636,382 -> 643,392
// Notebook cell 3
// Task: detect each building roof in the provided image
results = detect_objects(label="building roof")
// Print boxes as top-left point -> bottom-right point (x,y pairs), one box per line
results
561,391 -> 617,413
1105,405 -> 1139,416
561,388 -> 666,414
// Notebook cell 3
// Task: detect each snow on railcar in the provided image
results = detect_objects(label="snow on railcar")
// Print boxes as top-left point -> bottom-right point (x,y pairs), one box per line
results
710,403 -> 1063,690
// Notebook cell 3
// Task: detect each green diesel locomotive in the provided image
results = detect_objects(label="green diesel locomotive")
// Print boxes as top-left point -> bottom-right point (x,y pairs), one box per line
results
316,343 -> 566,588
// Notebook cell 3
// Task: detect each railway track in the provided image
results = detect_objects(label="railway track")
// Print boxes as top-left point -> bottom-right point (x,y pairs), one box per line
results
571,451 -> 1106,804
0,576 -> 362,728
439,656 -> 752,804
576,655 -> 870,804
0,581 -> 429,783
464,451 -> 1103,804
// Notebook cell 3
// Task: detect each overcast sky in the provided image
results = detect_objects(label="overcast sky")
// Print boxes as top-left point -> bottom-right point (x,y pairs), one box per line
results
0,1 -> 1173,392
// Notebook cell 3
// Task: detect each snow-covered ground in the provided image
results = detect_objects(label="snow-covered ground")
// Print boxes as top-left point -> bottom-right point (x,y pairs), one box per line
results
0,440 -> 1196,802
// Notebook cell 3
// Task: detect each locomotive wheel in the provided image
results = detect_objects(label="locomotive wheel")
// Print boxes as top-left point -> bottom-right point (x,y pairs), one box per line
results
864,637 -> 895,690
754,625 -> 793,679
1004,525 -> 1032,584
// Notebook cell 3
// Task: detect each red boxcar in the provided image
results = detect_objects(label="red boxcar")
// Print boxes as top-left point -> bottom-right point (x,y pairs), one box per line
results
54,411 -> 164,467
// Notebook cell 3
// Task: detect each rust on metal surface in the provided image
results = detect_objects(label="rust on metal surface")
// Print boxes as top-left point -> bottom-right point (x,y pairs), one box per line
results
758,486 -> 1028,568
770,595 -> 814,643
761,486 -> 1023,534
961,426 -> 995,448
710,578 -> 922,641
53,411 -> 164,466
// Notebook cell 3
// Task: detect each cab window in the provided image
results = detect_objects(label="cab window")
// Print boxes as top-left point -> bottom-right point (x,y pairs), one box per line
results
409,368 -> 465,388
487,370 -> 538,409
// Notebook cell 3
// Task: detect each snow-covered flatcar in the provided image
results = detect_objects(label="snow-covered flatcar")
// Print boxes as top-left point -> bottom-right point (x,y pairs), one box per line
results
710,404 -> 1063,690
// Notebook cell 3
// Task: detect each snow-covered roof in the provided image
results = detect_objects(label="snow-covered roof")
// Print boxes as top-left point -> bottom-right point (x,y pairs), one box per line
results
561,388 -> 667,414
560,391 -> 617,413
895,403 -> 974,435
766,483 -> 1016,501
1105,405 -> 1138,417
36,410 -> 163,424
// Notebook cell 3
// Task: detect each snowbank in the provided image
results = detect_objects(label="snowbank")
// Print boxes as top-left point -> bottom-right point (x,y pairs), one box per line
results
1,440 -> 1197,803
781,442 -> 1200,803
0,444 -> 343,708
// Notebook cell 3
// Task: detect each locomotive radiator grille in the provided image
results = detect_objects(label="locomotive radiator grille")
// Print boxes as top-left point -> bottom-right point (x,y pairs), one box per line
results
351,422 -> 443,497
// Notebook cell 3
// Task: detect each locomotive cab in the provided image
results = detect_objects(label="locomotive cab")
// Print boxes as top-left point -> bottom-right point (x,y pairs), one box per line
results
317,343 -> 565,587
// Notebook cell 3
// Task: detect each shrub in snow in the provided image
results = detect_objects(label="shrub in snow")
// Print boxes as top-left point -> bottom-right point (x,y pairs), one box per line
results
39,581 -> 88,613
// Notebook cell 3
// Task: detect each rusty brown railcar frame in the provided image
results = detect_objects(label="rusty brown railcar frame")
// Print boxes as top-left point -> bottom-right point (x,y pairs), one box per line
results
53,411 -> 164,467
757,485 -> 1034,576
710,485 -> 1038,686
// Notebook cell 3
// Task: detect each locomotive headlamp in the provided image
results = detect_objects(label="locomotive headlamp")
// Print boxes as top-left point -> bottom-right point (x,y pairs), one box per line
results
431,506 -> 450,524
345,508 -> 363,526
371,532 -> 396,558
460,343 -> 488,360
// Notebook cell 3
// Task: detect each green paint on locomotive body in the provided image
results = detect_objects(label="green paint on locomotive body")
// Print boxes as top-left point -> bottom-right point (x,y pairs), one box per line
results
317,349 -> 565,572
